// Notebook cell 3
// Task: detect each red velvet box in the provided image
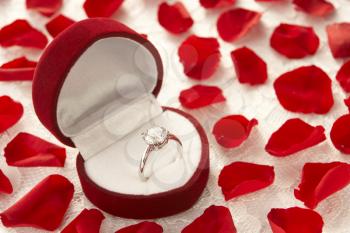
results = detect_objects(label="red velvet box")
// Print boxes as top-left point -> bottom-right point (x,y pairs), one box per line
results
32,18 -> 210,219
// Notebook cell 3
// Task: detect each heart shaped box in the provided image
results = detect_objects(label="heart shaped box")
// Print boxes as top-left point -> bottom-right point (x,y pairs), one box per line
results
32,18 -> 210,219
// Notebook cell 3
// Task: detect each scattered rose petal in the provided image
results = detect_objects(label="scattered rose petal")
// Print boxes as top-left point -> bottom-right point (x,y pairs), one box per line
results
83,0 -> 124,18
268,207 -> 324,233
212,115 -> 258,148
26,0 -> 63,17
326,23 -> 350,58
266,118 -> 326,157
0,96 -> 23,134
46,14 -> 75,38
345,97 -> 350,111
231,47 -> 267,85
274,65 -> 334,114
4,132 -> 66,167
178,35 -> 221,80
200,0 -> 235,8
0,169 -> 13,194
61,209 -> 105,233
182,205 -> 237,233
115,221 -> 163,233
217,8 -> 261,42
0,20 -> 48,49
218,162 -> 275,200
179,85 -> 225,109
270,23 -> 320,59
0,174 -> 74,231
293,0 -> 334,16
0,57 -> 37,81
336,60 -> 350,93
158,2 -> 193,34
330,114 -> 350,154
294,162 -> 350,209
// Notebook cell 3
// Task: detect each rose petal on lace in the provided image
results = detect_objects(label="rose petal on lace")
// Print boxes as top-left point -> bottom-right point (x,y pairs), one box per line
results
345,97 -> 350,111
265,118 -> 326,157
330,114 -> 350,154
217,8 -> 261,42
270,23 -> 320,58
199,0 -> 235,8
212,115 -> 258,148
0,169 -> 13,194
158,2 -> 193,34
178,35 -> 221,80
61,209 -> 105,233
4,132 -> 66,167
179,85 -> 225,109
336,60 -> 350,93
218,162 -> 275,200
231,47 -> 267,85
182,205 -> 237,233
293,0 -> 334,16
46,14 -> 75,38
0,174 -> 74,231
0,57 -> 37,81
115,221 -> 163,233
0,96 -> 23,134
294,162 -> 350,209
274,65 -> 334,114
26,0 -> 63,17
326,23 -> 350,58
268,207 -> 324,233
83,0 -> 124,18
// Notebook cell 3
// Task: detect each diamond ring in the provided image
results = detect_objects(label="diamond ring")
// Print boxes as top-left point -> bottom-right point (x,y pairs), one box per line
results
139,126 -> 183,181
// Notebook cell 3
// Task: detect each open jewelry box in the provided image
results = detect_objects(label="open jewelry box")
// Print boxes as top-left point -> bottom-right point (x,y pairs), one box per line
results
32,18 -> 210,219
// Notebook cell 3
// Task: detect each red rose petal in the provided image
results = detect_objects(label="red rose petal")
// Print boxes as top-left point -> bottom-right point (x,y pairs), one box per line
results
274,65 -> 334,114
4,132 -> 66,167
294,162 -> 350,209
179,85 -> 225,109
330,114 -> 350,154
336,60 -> 350,93
0,20 -> 48,49
270,23 -> 320,59
182,205 -> 237,233
46,14 -> 75,38
268,207 -> 324,233
178,35 -> 221,80
0,57 -> 37,81
212,115 -> 258,148
231,47 -> 268,85
61,209 -> 105,233
326,23 -> 350,59
200,0 -> 235,8
115,221 -> 163,233
265,118 -> 326,157
0,96 -> 23,134
345,97 -> 350,111
217,8 -> 261,42
293,0 -> 334,17
26,0 -> 63,17
0,174 -> 74,231
158,2 -> 193,34
0,169 -> 13,194
83,0 -> 124,18
218,162 -> 275,200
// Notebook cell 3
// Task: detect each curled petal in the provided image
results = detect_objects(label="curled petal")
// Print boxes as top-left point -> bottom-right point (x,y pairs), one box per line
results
46,14 -> 75,38
200,0 -> 235,8
178,35 -> 221,80
345,97 -> 350,111
0,169 -> 13,194
115,221 -> 163,233
62,209 -> 105,233
0,57 -> 37,81
294,162 -> 350,209
158,2 -> 193,34
212,115 -> 258,148
0,96 -> 23,134
83,0 -> 124,18
231,47 -> 267,85
268,207 -> 324,233
179,85 -> 225,109
336,60 -> 350,93
330,114 -> 350,154
293,0 -> 334,16
26,0 -> 63,17
218,162 -> 274,200
4,132 -> 66,167
326,23 -> 350,59
270,23 -> 319,59
266,118 -> 326,157
182,205 -> 237,233
217,8 -> 261,42
0,174 -> 74,231
274,65 -> 334,114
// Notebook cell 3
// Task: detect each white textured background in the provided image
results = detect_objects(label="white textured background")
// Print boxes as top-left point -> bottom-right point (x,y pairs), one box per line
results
0,0 -> 350,232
